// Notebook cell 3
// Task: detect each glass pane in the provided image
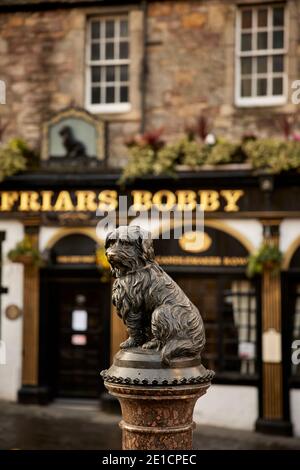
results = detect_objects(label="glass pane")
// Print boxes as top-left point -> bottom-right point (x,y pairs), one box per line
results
105,42 -> 114,59
241,10 -> 252,29
273,55 -> 284,72
257,56 -> 267,74
91,87 -> 101,104
120,41 -> 129,59
91,66 -> 101,82
258,9 -> 268,27
241,33 -> 252,51
241,57 -> 252,75
91,21 -> 100,39
273,77 -> 283,95
105,20 -> 115,38
257,32 -> 268,49
91,43 -> 100,61
106,86 -> 115,103
106,66 -> 115,82
120,64 -> 129,81
120,85 -> 129,102
273,7 -> 284,27
120,19 -> 128,37
273,30 -> 284,49
241,79 -> 252,97
257,78 -> 267,96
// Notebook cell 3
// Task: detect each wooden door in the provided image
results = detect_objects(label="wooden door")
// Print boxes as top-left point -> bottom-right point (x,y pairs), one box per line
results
40,269 -> 110,399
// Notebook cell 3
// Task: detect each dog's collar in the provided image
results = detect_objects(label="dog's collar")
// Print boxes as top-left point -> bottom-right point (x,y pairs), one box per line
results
116,264 -> 152,279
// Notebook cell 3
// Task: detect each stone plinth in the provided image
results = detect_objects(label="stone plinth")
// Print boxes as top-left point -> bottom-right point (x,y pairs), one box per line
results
101,349 -> 214,450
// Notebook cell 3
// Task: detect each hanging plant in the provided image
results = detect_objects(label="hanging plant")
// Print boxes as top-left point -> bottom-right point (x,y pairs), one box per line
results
119,128 -> 165,185
0,138 -> 30,182
246,243 -> 283,278
120,123 -> 300,184
7,235 -> 43,267
95,244 -> 111,283
243,138 -> 300,173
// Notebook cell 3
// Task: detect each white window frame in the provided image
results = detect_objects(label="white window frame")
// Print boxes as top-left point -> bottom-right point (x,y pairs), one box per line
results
235,4 -> 288,107
85,15 -> 131,114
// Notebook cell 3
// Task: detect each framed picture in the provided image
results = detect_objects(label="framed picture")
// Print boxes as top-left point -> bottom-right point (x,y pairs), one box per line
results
42,108 -> 105,162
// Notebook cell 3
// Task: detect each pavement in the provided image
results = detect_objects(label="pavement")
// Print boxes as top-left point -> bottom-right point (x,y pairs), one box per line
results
0,400 -> 300,450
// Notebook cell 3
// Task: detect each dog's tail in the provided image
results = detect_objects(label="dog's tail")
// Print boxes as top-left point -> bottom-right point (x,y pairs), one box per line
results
161,338 -> 202,366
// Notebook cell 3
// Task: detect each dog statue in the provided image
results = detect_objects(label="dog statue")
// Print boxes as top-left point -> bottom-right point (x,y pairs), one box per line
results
105,225 -> 206,365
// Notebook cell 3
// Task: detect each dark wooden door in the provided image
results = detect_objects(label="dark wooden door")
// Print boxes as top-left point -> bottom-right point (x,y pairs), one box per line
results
40,269 -> 110,399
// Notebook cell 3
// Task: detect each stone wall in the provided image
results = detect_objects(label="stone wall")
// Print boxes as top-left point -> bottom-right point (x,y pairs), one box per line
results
0,1 -> 299,167
146,0 -> 300,141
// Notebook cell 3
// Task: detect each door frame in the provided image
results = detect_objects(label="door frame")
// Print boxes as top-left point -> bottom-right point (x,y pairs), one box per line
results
39,265 -> 111,401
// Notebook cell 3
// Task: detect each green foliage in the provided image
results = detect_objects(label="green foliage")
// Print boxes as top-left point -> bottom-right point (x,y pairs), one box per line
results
0,138 -> 28,182
155,138 -> 207,173
243,138 -> 300,173
119,145 -> 156,185
120,130 -> 300,184
247,243 -> 282,278
206,140 -> 240,165
7,235 -> 43,266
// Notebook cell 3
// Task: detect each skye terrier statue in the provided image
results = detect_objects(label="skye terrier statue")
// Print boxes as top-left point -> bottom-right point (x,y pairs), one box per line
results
105,226 -> 205,365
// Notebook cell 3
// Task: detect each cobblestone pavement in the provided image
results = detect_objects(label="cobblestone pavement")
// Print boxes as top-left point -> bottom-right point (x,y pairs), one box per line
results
0,400 -> 299,450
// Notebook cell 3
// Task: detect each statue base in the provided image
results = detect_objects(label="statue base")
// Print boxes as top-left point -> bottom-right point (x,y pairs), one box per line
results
101,348 -> 214,450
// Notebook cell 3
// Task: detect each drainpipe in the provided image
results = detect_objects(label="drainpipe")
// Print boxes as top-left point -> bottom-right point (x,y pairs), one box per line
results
140,0 -> 148,134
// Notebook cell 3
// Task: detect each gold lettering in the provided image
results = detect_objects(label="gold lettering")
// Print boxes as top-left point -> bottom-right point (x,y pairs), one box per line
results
40,191 -> 54,211
0,192 -> 19,211
176,190 -> 197,211
220,190 -> 244,212
98,190 -> 118,211
199,190 -> 220,212
152,190 -> 176,211
19,191 -> 41,211
131,190 -> 152,211
75,191 -> 97,211
53,191 -> 75,211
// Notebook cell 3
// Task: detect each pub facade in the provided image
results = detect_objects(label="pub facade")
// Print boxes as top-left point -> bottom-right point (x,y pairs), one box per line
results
0,0 -> 300,437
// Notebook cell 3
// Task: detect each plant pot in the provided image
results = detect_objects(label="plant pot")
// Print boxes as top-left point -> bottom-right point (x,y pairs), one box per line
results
9,254 -> 37,266
263,260 -> 279,271
175,163 -> 252,172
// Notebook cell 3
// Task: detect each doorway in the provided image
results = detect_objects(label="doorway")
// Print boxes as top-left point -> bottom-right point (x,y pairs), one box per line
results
39,268 -> 110,399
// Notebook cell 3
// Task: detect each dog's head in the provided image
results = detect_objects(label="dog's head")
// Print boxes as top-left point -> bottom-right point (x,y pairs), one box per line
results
105,225 -> 155,276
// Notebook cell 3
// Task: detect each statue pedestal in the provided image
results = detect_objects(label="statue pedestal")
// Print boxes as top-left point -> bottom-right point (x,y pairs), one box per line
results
101,349 -> 214,450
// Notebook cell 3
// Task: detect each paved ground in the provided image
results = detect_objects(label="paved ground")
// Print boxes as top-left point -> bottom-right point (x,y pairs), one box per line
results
0,400 -> 300,450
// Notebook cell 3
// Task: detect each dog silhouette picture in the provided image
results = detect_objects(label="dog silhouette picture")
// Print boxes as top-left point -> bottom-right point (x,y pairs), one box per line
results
59,125 -> 87,158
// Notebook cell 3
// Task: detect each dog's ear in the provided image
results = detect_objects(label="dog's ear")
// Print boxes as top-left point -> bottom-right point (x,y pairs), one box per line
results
105,231 -> 113,249
139,233 -> 155,262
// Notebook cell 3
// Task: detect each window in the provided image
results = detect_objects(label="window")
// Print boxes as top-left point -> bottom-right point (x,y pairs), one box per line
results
172,274 -> 258,381
236,4 -> 287,107
204,279 -> 257,378
86,16 -> 130,113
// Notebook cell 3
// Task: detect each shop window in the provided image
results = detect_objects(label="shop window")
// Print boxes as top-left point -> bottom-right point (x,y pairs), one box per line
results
203,279 -> 257,378
86,15 -> 130,113
173,274 -> 258,382
236,4 -> 287,107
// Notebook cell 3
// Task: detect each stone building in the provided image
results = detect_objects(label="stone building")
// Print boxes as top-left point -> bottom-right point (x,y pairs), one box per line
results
0,0 -> 300,437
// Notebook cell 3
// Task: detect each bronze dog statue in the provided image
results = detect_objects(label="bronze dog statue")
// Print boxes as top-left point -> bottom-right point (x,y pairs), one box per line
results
105,225 -> 205,365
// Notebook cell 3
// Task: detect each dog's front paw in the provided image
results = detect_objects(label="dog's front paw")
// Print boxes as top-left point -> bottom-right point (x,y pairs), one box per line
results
142,339 -> 160,350
120,337 -> 139,349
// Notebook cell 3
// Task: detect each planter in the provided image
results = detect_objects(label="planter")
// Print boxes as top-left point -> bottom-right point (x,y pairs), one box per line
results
9,254 -> 37,266
176,163 -> 252,172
